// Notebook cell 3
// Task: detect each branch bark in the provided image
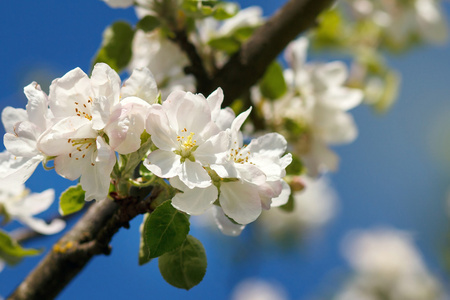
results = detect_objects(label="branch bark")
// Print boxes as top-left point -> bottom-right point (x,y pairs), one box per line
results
8,0 -> 334,298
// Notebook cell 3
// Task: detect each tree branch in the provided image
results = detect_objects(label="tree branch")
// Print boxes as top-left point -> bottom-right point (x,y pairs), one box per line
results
8,0 -> 334,298
8,186 -> 161,300
203,0 -> 335,104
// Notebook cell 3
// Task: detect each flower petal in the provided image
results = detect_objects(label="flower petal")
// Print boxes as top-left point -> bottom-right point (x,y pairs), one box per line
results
270,180 -> 291,207
82,137 -> 116,201
121,67 -> 158,104
144,150 -> 181,178
212,206 -> 245,236
91,63 -> 121,108
0,151 -> 42,183
1,107 -> 27,134
146,105 -> 178,151
178,160 -> 211,189
170,177 -> 218,215
24,82 -> 49,131
219,181 -> 262,224
18,216 -> 66,235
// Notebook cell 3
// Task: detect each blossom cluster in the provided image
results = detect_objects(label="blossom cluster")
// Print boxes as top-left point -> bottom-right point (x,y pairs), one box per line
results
254,37 -> 363,176
0,63 -> 291,235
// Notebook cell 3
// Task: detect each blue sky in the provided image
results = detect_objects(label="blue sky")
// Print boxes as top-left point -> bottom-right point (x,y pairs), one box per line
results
1,1 -> 450,299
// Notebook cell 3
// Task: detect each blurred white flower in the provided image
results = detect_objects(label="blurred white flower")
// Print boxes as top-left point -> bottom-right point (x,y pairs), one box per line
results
0,179 -> 65,234
231,278 -> 288,300
259,176 -> 337,237
336,228 -> 447,300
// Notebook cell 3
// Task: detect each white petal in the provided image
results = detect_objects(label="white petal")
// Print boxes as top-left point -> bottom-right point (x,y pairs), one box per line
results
49,67 -> 92,118
121,67 -> 158,104
54,150 -> 85,180
320,87 -> 363,111
144,150 -> 181,178
285,37 -> 309,72
247,132 -> 287,158
207,87 -> 224,122
91,96 -> 112,130
314,61 -> 348,88
195,131 -> 230,165
303,140 -> 339,177
178,160 -> 211,189
269,180 -> 291,207
38,117 -> 97,156
8,189 -> 55,216
91,63 -> 121,107
24,82 -> 49,131
219,181 -> 262,224
146,105 -> 178,151
0,152 -> 42,183
230,107 -> 252,133
215,107 -> 235,131
82,137 -> 116,201
170,178 -> 218,215
1,107 -> 27,134
101,0 -> 134,8
18,216 -> 66,235
212,206 -> 245,236
314,109 -> 358,144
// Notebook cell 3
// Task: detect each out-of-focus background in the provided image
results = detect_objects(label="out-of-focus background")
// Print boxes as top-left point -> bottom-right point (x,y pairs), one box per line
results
1,0 -> 450,299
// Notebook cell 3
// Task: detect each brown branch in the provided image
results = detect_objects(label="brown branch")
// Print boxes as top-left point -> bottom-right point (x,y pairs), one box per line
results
8,0 -> 334,298
170,29 -> 212,92
8,186 -> 161,300
203,0 -> 335,104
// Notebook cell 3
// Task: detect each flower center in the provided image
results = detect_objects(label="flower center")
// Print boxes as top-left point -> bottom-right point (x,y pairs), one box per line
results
176,128 -> 198,160
229,142 -> 253,165
67,138 -> 96,166
74,97 -> 93,120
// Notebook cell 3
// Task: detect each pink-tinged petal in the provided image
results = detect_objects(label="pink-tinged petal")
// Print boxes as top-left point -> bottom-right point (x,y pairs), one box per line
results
219,180 -> 262,224
105,97 -> 150,154
38,117 -> 96,156
0,152 -> 42,183
171,181 -> 218,215
178,160 -> 211,189
195,131 -> 230,165
49,67 -> 92,118
18,215 -> 66,235
212,206 -> 245,236
207,87 -> 224,122
146,105 -> 178,151
270,180 -> 291,207
258,181 -> 282,210
24,82 -> 49,131
234,163 -> 266,185
121,67 -> 158,104
3,122 -> 41,157
91,63 -> 121,107
82,137 -> 116,201
1,107 -> 27,134
144,150 -> 181,178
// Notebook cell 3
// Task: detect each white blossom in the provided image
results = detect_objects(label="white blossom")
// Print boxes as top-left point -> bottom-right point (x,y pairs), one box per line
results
144,88 -> 229,189
0,179 -> 65,234
231,278 -> 288,300
1,82 -> 53,183
37,63 -> 155,201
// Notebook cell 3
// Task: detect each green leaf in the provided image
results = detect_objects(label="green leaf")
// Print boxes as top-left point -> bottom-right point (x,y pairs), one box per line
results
208,36 -> 240,54
213,3 -> 239,20
158,235 -> 207,290
59,184 -> 85,216
139,213 -> 152,265
93,21 -> 135,73
0,230 -> 41,266
143,201 -> 190,259
259,62 -> 287,100
136,15 -> 161,33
